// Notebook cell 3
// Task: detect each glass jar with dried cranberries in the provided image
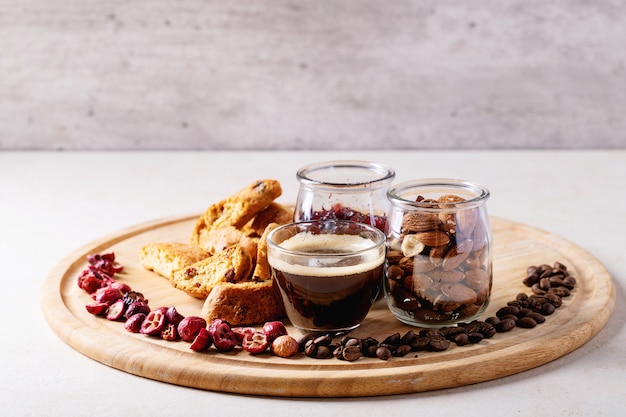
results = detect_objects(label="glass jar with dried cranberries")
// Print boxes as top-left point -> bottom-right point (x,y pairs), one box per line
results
294,160 -> 395,232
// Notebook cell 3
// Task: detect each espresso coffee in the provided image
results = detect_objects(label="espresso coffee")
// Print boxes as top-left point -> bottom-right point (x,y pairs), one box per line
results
269,232 -> 385,332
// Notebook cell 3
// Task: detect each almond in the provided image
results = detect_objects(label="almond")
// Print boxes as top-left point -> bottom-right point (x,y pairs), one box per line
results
465,268 -> 489,291
455,208 -> 478,236
440,283 -> 478,304
401,212 -> 440,233
442,239 -> 473,271
430,268 -> 466,283
415,230 -> 450,247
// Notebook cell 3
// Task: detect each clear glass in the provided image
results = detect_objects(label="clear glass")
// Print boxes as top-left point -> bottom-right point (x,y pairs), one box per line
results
384,179 -> 492,327
267,220 -> 386,334
294,160 -> 395,232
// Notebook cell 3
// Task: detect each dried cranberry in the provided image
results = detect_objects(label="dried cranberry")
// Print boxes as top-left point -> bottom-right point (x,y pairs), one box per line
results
189,328 -> 212,352
165,305 -> 184,325
232,327 -> 257,345
106,299 -> 126,321
177,316 -> 207,342
87,252 -> 123,276
125,300 -> 150,319
161,323 -> 180,341
124,313 -> 146,333
93,286 -> 123,305
85,301 -> 109,316
262,321 -> 288,341
140,307 -> 167,336
208,319 -> 237,352
242,332 -> 269,355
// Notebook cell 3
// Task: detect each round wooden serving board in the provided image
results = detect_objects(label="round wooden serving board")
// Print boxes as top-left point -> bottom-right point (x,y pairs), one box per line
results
41,215 -> 615,397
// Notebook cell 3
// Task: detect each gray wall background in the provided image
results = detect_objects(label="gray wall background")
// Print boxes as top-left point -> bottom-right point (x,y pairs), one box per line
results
2,0 -> 625,150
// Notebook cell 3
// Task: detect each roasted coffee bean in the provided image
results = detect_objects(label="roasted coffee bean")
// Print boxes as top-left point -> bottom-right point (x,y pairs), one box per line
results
467,332 -> 484,344
410,336 -> 431,351
545,293 -> 563,308
496,306 -> 520,318
297,333 -> 314,352
315,345 -> 333,359
531,283 -> 547,295
394,345 -> 412,357
485,316 -> 501,327
376,346 -> 393,360
344,338 -> 362,350
342,345 -> 362,361
496,318 -> 517,332
479,321 -> 496,338
333,346 -> 344,359
517,317 -> 537,328
453,333 -> 470,346
541,302 -> 556,315
313,334 -> 332,346
400,330 -> 418,345
540,277 -> 553,291
550,287 -> 571,297
304,339 -> 317,357
501,314 -> 519,322
364,344 -> 380,357
383,332 -> 402,347
428,338 -> 451,352
526,312 -> 546,324
563,276 -> 576,288
518,307 -> 533,317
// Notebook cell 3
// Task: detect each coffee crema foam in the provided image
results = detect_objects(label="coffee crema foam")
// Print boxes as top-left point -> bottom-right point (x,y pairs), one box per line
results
269,232 -> 385,278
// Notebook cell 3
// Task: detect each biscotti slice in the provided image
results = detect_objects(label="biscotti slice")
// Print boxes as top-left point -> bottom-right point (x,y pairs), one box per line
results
171,246 -> 253,299
199,225 -> 259,261
248,202 -> 293,236
252,222 -> 279,281
200,280 -> 285,325
190,179 -> 282,246
139,242 -> 211,280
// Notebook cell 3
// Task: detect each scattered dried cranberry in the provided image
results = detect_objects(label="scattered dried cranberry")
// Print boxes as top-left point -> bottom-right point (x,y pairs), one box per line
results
93,286 -> 123,305
189,328 -> 212,352
177,316 -> 207,342
124,313 -> 146,333
105,299 -> 126,321
161,323 -> 180,341
165,305 -> 184,326
262,321 -> 287,342
242,332 -> 270,355
140,307 -> 167,336
85,301 -> 109,316
208,319 -> 238,352
87,252 -> 123,276
125,300 -> 150,319
232,327 -> 257,345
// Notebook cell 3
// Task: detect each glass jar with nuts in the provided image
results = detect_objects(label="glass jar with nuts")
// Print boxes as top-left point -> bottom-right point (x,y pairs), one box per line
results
384,179 -> 492,327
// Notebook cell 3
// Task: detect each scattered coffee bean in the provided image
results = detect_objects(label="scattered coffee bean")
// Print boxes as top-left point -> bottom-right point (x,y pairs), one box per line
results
517,317 -> 537,328
376,346 -> 393,360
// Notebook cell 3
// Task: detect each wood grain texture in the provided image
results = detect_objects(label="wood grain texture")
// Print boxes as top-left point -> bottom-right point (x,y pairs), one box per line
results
41,215 -> 615,397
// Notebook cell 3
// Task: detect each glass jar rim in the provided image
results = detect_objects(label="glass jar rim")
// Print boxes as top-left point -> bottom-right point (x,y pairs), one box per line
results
296,160 -> 395,188
387,178 -> 490,210
267,220 -> 387,257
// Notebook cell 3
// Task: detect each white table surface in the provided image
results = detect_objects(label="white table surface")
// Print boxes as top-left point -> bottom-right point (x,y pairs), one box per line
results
2,150 -> 624,416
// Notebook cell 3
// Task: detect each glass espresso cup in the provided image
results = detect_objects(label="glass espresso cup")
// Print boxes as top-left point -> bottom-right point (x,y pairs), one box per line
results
267,220 -> 386,334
